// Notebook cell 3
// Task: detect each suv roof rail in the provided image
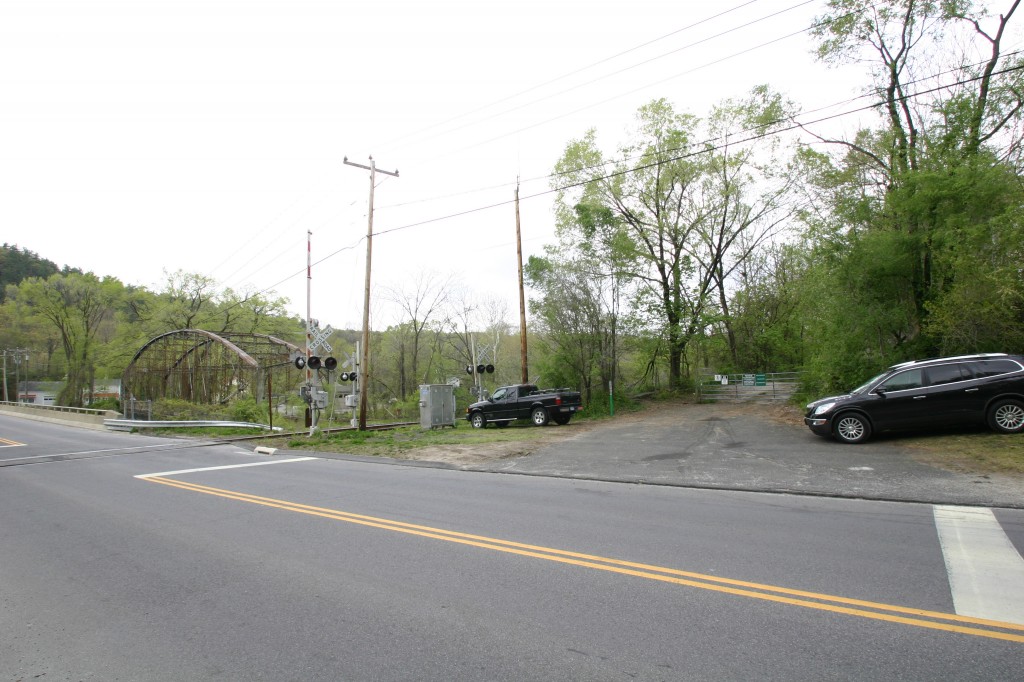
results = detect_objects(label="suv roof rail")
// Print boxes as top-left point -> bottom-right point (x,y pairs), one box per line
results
890,352 -> 1009,369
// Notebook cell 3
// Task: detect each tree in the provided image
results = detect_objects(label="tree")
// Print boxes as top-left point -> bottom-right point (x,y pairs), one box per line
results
382,271 -> 451,398
798,0 -> 1024,387
526,254 -> 613,404
0,244 -> 65,302
551,93 -> 796,388
720,242 -> 808,372
12,273 -> 125,406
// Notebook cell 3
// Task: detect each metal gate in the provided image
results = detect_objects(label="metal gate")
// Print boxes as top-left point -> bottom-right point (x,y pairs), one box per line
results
696,371 -> 801,403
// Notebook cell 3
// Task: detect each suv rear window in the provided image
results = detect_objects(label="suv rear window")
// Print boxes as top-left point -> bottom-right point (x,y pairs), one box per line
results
971,359 -> 1022,378
926,363 -> 970,386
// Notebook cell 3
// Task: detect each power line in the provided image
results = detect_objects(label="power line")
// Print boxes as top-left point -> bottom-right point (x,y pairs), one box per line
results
374,5 -> 867,211
370,0 -> 771,153
229,57 -> 1024,314
379,46 -> 1024,218
371,61 -> 1024,240
377,1 -> 826,167
223,16 -> 1024,310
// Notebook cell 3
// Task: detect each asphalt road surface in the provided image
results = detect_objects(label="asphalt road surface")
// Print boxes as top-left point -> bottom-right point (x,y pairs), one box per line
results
2,414 -> 1023,681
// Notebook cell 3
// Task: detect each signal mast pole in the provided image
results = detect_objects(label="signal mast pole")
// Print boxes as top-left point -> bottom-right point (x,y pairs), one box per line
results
343,155 -> 398,430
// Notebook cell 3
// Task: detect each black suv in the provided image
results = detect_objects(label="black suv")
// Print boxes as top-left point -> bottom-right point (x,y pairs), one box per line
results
804,353 -> 1024,444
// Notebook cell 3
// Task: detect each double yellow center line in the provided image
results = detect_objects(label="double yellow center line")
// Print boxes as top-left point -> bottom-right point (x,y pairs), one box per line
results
139,473 -> 1024,643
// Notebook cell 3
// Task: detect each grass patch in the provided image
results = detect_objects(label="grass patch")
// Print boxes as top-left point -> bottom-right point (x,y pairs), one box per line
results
263,420 -> 570,459
900,431 -> 1024,475
332,423 -> 558,457
145,426 -> 278,437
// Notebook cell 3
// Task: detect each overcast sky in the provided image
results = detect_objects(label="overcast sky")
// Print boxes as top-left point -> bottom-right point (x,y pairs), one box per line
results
1,0 -> 895,330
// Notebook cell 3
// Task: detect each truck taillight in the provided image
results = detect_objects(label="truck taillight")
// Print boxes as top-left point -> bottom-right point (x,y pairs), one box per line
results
555,396 -> 562,405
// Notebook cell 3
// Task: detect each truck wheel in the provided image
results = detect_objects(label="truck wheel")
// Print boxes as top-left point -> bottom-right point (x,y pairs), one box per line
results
553,414 -> 571,425
470,412 -> 486,429
531,407 -> 549,426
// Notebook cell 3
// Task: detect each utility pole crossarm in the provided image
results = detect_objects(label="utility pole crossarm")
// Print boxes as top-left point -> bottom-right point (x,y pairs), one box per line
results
344,156 -> 399,178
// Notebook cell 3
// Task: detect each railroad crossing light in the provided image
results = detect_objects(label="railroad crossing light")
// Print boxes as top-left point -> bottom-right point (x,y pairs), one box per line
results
294,357 -> 306,369
339,371 -> 350,381
486,364 -> 494,373
308,356 -> 322,369
466,365 -> 473,375
324,356 -> 338,371
476,364 -> 485,374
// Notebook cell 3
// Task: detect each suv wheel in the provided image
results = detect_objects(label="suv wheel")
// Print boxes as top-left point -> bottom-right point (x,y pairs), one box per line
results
531,407 -> 549,426
470,412 -> 486,429
834,412 -> 871,444
987,399 -> 1024,434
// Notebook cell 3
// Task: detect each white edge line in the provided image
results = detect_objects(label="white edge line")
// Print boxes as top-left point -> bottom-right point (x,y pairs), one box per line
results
2,442 -> 191,463
135,457 -> 317,479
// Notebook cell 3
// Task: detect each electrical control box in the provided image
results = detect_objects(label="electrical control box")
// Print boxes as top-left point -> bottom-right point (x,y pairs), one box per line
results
419,384 -> 456,429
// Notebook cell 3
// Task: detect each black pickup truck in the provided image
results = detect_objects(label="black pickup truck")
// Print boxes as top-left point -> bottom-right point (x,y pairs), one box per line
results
466,384 -> 583,428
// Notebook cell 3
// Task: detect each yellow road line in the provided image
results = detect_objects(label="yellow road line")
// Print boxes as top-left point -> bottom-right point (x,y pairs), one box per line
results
141,475 -> 1024,643
0,437 -> 25,447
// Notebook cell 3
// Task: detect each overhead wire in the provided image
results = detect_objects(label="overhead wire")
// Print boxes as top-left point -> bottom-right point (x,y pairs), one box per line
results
374,0 -> 824,168
370,0 -> 770,153
246,1 -> 838,303
373,2 -> 861,211
370,60 -> 1024,241
225,3 -> 1023,311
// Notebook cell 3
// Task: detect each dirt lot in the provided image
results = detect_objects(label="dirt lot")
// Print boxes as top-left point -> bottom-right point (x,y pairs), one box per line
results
398,400 -> 808,467
401,399 -> 1022,483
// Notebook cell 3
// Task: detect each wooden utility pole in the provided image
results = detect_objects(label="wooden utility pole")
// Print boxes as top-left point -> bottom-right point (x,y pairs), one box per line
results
343,155 -> 398,430
306,230 -> 315,432
515,182 -> 529,384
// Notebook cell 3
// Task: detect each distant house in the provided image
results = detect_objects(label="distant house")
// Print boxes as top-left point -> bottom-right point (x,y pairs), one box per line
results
17,379 -> 122,406
19,381 -> 60,405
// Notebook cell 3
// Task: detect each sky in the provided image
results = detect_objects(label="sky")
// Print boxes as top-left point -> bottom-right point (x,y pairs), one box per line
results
1,0 -> 884,331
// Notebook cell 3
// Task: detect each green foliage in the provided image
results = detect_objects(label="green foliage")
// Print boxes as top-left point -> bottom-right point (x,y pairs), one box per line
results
11,272 -> 126,407
88,397 -> 120,411
153,398 -> 219,421
230,397 -> 266,423
0,244 -> 67,302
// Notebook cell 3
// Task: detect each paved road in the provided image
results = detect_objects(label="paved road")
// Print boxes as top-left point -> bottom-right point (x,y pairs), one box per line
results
468,402 -> 1024,508
3,414 -> 1024,681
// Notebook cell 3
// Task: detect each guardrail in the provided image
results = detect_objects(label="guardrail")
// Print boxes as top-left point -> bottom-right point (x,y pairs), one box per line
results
0,401 -> 121,431
103,420 -> 283,433
697,372 -> 801,403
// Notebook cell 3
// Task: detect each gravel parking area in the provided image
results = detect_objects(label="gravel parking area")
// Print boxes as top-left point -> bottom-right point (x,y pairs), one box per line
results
447,401 -> 1024,507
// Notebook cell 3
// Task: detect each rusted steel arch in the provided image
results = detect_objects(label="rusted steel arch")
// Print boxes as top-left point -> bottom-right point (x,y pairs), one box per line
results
122,329 -> 302,404
220,333 -> 302,363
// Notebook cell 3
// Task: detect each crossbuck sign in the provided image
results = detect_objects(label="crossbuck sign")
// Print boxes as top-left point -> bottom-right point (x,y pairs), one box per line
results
309,324 -> 333,353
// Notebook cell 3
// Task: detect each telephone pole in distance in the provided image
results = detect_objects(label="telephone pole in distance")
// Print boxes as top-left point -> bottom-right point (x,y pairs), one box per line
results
343,155 -> 398,430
